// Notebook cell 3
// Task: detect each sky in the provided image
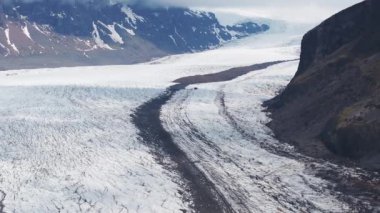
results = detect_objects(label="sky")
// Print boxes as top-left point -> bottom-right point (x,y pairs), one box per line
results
132,0 -> 364,24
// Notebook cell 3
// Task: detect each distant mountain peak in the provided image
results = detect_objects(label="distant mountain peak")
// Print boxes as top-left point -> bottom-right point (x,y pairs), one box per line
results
0,0 -> 269,70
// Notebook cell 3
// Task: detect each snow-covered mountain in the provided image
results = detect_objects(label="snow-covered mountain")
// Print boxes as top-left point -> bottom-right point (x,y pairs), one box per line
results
0,1 -> 269,70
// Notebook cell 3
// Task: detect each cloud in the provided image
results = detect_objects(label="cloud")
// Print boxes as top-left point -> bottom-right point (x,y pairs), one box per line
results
130,0 -> 363,24
8,0 -> 364,24
13,0 -> 361,9
132,0 -> 362,8
124,0 -> 364,25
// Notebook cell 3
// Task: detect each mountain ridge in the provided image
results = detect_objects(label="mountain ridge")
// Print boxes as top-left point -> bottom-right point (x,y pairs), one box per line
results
267,0 -> 380,170
0,0 -> 268,70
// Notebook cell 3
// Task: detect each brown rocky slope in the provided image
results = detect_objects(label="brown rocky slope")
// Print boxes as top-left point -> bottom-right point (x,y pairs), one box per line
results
267,0 -> 380,170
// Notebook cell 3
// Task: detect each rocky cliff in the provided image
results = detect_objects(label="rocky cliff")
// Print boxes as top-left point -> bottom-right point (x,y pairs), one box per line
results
267,0 -> 380,170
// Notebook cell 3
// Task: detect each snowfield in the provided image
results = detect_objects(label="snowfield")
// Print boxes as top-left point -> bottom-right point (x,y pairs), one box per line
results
161,62 -> 350,212
0,25 -> 361,212
0,86 -> 190,212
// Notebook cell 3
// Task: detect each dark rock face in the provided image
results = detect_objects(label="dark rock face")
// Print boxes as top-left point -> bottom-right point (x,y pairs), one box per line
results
0,0 -> 268,70
227,22 -> 269,38
132,7 -> 232,52
267,0 -> 380,170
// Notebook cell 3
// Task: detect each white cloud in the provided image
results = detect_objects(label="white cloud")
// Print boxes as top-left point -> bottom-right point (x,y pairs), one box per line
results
139,0 -> 362,9
135,0 -> 363,24
15,0 -> 365,24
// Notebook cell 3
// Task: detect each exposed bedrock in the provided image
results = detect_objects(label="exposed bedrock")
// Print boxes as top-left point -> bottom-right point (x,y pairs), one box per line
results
267,0 -> 380,170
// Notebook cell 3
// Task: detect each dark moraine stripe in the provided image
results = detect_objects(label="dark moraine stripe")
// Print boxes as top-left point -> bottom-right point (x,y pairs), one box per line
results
131,60 -> 288,212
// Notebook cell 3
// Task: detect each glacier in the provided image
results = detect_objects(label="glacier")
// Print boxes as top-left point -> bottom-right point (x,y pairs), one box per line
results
0,25 -> 375,212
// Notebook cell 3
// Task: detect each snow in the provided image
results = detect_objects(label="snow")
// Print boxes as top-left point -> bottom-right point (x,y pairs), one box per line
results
169,35 -> 177,46
190,10 -> 212,19
92,22 -> 113,50
21,24 -> 32,41
116,23 -> 135,36
98,22 -> 124,44
183,11 -> 193,16
152,31 -> 300,67
121,6 -> 144,27
33,23 -> 49,36
57,12 -> 65,19
4,28 -> 20,54
0,30 -> 301,87
0,64 -> 223,88
0,23 -> 357,212
0,42 -> 10,56
0,86 -> 189,212
174,27 -> 186,45
161,61 -> 350,212
0,41 -> 262,211
212,24 -> 224,43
